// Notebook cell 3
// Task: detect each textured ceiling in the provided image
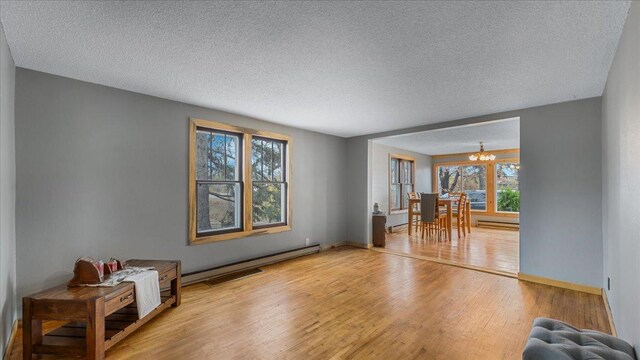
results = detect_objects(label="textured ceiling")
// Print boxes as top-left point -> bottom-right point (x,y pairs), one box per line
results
0,1 -> 630,137
373,118 -> 519,156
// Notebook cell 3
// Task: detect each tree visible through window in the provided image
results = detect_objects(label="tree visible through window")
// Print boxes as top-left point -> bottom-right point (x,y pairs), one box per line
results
438,166 -> 461,196
496,162 -> 520,212
438,165 -> 487,210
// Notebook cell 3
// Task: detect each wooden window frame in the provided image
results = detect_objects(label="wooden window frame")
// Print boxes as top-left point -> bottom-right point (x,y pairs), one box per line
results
189,118 -> 292,245
432,157 -> 519,218
389,154 -> 416,214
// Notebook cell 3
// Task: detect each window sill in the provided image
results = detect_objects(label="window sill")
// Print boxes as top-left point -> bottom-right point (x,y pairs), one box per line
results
493,211 -> 520,218
190,225 -> 292,245
390,209 -> 408,215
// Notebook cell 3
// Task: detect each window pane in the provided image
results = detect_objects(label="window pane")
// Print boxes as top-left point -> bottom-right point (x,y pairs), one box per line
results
391,159 -> 399,184
196,183 -> 241,233
264,141 -> 274,181
273,141 -> 284,182
404,184 -> 413,209
252,183 -> 286,226
437,166 -> 461,196
251,139 -> 263,181
401,160 -> 412,184
462,165 -> 487,210
390,184 -> 402,210
225,135 -> 239,181
496,163 -> 520,212
196,130 -> 240,181
252,138 -> 284,182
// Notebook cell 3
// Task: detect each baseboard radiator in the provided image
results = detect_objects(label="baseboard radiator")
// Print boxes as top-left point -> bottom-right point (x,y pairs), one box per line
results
182,244 -> 321,286
477,220 -> 519,230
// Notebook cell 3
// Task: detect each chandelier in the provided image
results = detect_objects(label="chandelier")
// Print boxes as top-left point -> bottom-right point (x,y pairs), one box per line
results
468,142 -> 496,161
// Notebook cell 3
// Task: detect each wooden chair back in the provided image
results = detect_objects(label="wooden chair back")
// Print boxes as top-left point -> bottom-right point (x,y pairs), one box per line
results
457,192 -> 467,216
419,193 -> 439,223
408,192 -> 420,211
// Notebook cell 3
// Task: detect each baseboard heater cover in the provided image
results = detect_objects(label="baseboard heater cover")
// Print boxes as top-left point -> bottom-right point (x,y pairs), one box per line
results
477,220 -> 519,230
204,268 -> 263,286
182,244 -> 321,286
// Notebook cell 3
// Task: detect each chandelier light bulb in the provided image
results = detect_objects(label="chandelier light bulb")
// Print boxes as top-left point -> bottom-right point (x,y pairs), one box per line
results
469,142 -> 495,162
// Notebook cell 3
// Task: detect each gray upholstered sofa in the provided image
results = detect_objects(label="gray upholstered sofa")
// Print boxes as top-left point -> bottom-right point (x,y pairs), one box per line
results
523,318 -> 636,360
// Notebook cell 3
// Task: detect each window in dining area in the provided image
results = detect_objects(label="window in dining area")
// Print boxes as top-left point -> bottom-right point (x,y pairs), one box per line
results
435,159 -> 518,215
462,165 -> 487,210
389,155 -> 415,212
437,165 -> 462,196
437,164 -> 487,210
496,162 -> 520,213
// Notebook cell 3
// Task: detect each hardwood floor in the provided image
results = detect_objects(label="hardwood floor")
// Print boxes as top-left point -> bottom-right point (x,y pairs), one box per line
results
382,226 -> 519,275
8,247 -> 608,360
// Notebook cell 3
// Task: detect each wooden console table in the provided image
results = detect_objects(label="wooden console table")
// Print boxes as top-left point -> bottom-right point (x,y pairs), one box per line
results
22,259 -> 181,360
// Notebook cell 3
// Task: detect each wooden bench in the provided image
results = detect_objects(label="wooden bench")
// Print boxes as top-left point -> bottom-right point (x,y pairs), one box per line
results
22,259 -> 181,360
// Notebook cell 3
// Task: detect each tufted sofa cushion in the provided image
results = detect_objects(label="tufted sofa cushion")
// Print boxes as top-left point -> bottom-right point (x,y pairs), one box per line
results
523,318 -> 636,360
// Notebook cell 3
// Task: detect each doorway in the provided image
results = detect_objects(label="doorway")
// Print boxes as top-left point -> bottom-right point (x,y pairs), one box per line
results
369,118 -> 520,276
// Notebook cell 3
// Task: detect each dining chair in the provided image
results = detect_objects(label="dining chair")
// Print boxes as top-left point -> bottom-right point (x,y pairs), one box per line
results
407,192 -> 421,234
419,193 -> 447,241
452,192 -> 469,238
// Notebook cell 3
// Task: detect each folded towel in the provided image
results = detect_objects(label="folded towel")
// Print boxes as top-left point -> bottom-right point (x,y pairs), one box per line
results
124,270 -> 161,318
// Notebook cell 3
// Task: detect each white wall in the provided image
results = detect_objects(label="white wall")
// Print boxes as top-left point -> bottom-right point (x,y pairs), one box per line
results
14,69 -> 348,304
0,21 -> 17,356
371,142 -> 432,227
602,1 -> 639,348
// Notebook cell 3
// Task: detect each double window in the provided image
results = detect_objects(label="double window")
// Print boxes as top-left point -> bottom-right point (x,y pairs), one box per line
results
389,155 -> 415,212
435,159 -> 519,215
190,118 -> 291,244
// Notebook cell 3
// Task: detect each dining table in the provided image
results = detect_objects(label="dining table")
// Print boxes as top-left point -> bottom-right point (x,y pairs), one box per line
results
407,196 -> 471,240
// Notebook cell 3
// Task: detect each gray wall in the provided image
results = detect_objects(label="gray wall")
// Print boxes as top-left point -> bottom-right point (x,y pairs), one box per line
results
14,69 -> 348,302
347,97 -> 603,287
346,137 -> 371,244
519,98 -> 602,287
602,1 -> 639,348
0,22 -> 17,356
371,142 -> 432,227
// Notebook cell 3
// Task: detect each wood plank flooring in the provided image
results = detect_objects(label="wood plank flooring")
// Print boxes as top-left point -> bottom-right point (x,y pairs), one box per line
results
8,247 -> 608,360
383,226 -> 519,275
